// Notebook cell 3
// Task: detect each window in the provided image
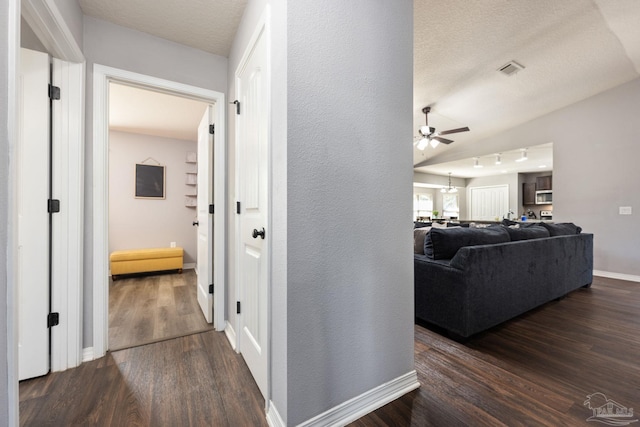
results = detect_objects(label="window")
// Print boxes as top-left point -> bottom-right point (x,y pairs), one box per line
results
443,194 -> 459,219
414,193 -> 433,220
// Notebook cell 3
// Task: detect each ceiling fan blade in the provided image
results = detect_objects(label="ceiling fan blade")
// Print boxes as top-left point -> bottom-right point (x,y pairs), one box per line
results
438,127 -> 470,136
433,136 -> 454,144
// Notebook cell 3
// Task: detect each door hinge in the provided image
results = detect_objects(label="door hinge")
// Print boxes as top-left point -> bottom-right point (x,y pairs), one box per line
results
47,312 -> 59,328
48,84 -> 60,100
209,204 -> 214,214
231,100 -> 240,115
48,199 -> 60,213
209,124 -> 215,134
209,284 -> 214,294
236,201 -> 241,214
236,301 -> 241,314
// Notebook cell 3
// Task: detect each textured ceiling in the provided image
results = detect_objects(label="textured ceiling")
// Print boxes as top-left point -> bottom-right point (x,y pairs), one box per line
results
78,0 -> 247,56
109,83 -> 208,141
413,0 -> 640,175
83,0 -> 640,175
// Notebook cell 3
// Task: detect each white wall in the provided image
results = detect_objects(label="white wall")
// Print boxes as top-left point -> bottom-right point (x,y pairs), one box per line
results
82,16 -> 228,346
108,131 -> 197,264
467,173 -> 519,219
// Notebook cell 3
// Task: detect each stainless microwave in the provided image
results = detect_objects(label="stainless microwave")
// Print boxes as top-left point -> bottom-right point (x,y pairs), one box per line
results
536,190 -> 552,204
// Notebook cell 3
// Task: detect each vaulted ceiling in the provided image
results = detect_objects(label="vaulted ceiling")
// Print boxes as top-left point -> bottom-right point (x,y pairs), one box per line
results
81,0 -> 640,175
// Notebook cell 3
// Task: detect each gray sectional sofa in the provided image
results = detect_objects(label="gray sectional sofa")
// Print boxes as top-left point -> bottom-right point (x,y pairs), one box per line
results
414,223 -> 593,339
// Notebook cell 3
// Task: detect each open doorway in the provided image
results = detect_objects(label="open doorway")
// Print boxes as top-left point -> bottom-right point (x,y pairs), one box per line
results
107,83 -> 212,350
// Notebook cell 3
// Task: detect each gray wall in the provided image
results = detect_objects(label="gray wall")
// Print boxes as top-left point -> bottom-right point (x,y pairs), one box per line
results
108,131 -> 198,264
52,0 -> 83,49
285,1 -> 414,424
20,17 -> 46,52
1,0 -> 12,422
82,16 -> 229,346
427,78 -> 640,276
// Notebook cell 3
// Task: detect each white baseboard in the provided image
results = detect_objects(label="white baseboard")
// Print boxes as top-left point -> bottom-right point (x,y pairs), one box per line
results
266,401 -> 286,427
593,270 -> 640,283
225,321 -> 237,350
82,347 -> 94,362
184,262 -> 196,270
298,370 -> 420,427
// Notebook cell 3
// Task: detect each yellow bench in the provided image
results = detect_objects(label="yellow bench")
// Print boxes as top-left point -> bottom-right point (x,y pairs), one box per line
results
110,247 -> 183,280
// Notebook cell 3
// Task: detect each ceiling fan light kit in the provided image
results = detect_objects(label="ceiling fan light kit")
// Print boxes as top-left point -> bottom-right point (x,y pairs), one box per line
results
415,106 -> 470,149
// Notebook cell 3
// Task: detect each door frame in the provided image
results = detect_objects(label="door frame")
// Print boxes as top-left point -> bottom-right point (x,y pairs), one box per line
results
92,65 -> 226,358
8,0 -> 85,421
233,6 -> 272,404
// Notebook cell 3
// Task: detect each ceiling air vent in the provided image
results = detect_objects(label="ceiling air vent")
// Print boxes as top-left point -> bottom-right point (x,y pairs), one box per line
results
498,61 -> 524,76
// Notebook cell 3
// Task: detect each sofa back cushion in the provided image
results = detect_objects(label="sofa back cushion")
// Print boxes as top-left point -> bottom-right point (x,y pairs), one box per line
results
505,225 -> 550,241
540,222 -> 582,236
424,226 -> 510,260
414,227 -> 431,254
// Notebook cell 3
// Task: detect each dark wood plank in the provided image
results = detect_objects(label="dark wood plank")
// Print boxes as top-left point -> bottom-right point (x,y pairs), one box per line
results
19,331 -> 267,427
108,269 -> 213,350
350,276 -> 640,426
20,275 -> 639,426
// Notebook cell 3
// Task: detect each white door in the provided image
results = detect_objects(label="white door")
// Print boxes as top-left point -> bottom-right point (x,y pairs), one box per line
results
18,48 -> 51,380
196,106 -> 214,323
470,185 -> 509,220
236,24 -> 269,397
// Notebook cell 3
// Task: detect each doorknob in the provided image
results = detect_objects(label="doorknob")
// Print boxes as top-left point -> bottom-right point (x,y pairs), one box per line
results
252,228 -> 265,239
192,220 -> 199,226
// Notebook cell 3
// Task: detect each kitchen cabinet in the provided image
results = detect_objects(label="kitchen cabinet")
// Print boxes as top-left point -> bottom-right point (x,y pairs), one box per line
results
536,175 -> 552,190
523,182 -> 536,205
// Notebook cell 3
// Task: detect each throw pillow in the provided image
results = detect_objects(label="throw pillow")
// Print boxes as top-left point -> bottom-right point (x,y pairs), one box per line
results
413,227 -> 431,254
424,226 -> 510,260
540,222 -> 583,236
505,225 -> 550,241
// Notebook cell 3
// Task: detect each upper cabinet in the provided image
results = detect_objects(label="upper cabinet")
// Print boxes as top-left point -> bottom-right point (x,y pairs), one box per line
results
523,182 -> 536,205
536,175 -> 552,190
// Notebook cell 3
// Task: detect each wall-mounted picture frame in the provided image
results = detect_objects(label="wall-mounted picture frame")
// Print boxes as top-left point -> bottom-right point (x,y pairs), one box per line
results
135,163 -> 165,199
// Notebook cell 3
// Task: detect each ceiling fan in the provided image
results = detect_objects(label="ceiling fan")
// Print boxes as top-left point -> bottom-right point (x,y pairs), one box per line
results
414,106 -> 470,150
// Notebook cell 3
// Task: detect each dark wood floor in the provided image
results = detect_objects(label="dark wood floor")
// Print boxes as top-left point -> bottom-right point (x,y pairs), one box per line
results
19,330 -> 268,426
109,269 -> 213,350
351,276 -> 640,426
20,276 -> 639,426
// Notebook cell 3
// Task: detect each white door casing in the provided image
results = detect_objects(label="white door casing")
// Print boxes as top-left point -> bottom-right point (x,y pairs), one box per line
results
235,20 -> 269,398
92,66 -> 226,357
196,106 -> 214,323
470,185 -> 509,220
18,48 -> 50,380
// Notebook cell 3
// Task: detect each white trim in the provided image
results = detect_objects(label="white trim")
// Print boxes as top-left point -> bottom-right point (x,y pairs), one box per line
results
593,270 -> 640,283
298,371 -> 420,427
82,347 -> 94,363
21,0 -> 84,62
183,262 -> 196,270
266,401 -> 285,427
92,65 -> 226,358
224,321 -> 237,351
50,58 -> 85,373
7,0 -> 21,423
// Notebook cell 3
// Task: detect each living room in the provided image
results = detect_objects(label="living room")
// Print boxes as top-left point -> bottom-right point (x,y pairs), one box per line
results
3,1 -> 640,426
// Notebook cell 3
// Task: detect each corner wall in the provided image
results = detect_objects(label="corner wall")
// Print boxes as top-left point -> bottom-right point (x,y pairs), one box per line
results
285,1 -> 415,424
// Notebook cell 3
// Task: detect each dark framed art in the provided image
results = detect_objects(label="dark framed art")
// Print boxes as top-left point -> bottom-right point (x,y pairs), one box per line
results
135,163 -> 165,199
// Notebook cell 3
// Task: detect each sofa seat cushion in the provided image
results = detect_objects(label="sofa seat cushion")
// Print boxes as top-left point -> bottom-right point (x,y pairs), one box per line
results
424,226 -> 510,260
505,225 -> 550,241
